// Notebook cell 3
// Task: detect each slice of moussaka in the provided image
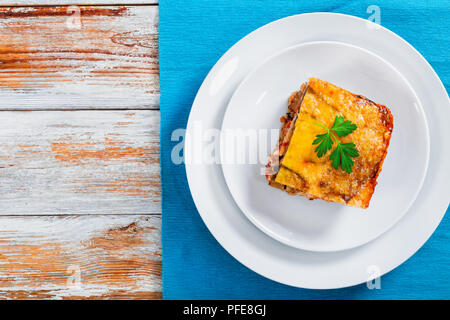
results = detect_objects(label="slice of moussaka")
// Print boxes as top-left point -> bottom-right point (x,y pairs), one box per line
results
266,78 -> 393,209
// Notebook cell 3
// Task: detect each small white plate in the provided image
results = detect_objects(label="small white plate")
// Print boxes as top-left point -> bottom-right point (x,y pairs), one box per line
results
220,41 -> 429,252
185,13 -> 450,289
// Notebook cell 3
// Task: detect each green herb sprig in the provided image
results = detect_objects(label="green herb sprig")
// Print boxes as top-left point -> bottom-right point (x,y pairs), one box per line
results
312,116 -> 359,173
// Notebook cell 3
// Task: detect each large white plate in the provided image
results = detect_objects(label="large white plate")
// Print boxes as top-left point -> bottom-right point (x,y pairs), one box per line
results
220,41 -> 429,252
185,13 -> 449,289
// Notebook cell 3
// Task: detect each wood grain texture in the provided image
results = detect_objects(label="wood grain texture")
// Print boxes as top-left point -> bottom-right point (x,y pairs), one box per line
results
0,1 -> 157,5
0,3 -> 163,299
0,215 -> 161,299
0,5 -> 159,110
0,110 -> 160,214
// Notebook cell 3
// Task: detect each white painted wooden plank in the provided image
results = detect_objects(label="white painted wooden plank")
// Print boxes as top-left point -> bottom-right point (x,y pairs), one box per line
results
0,5 -> 159,110
0,110 -> 160,215
0,215 -> 161,299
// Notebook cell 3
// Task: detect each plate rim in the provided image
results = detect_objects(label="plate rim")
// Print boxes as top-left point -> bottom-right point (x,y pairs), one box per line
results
185,12 -> 449,289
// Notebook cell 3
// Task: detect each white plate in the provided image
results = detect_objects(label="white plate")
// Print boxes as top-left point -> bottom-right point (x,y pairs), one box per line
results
185,13 -> 450,289
220,41 -> 429,252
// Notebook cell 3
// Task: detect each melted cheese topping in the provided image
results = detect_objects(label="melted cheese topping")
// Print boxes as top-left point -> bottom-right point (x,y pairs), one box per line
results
274,78 -> 393,208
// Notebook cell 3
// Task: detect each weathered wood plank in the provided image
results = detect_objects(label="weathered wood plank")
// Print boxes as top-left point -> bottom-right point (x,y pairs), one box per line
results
0,215 -> 161,299
0,5 -> 159,110
0,110 -> 160,214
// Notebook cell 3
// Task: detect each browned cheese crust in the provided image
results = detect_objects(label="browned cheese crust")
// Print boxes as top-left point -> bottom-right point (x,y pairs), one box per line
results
266,78 -> 394,209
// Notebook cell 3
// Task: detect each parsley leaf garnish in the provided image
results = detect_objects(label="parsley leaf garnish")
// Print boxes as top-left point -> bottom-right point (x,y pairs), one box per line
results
330,116 -> 357,137
312,116 -> 359,173
312,132 -> 333,157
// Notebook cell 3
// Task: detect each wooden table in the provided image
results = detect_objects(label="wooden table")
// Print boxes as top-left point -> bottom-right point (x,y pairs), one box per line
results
0,1 -> 161,299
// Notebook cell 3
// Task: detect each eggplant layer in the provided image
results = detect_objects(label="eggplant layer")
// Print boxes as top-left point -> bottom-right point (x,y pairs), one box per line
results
265,83 -> 312,197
